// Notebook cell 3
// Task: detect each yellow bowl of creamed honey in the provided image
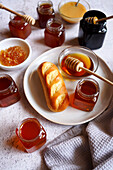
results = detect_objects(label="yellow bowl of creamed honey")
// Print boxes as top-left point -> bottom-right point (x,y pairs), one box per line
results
58,0 -> 90,23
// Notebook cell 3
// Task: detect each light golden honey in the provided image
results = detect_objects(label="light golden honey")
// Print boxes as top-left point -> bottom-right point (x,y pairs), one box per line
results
59,2 -> 87,23
61,53 -> 92,77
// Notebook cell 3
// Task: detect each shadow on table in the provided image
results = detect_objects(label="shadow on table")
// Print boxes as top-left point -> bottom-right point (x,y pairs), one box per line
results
6,135 -> 26,152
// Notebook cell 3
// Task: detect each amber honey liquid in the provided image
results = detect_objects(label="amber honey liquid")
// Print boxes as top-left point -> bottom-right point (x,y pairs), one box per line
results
70,79 -> 99,112
16,118 -> 46,153
9,16 -> 31,39
45,22 -> 65,47
61,53 -> 94,77
19,120 -> 40,140
37,3 -> 55,28
0,75 -> 20,107
0,77 -> 11,91
80,81 -> 97,95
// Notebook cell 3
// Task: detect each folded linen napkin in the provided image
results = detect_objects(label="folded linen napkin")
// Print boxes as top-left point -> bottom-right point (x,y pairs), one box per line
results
43,98 -> 113,170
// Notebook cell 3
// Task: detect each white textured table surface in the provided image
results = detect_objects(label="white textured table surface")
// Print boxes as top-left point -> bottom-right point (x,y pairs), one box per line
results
0,0 -> 113,170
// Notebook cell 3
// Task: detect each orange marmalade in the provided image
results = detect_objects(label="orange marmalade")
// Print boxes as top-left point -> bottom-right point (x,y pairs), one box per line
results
0,46 -> 27,66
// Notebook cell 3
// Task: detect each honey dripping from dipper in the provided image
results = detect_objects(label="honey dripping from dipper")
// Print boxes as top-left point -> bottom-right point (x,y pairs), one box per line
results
61,53 -> 94,77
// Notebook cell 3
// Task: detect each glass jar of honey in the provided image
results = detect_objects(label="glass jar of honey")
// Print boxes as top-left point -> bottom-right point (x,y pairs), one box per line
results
37,0 -> 55,28
9,11 -> 31,39
79,10 -> 107,50
16,118 -> 46,153
44,18 -> 65,48
71,78 -> 100,111
0,74 -> 20,107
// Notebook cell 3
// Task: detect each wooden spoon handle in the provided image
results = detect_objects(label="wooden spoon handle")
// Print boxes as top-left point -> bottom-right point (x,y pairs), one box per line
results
80,66 -> 113,86
96,15 -> 113,23
0,3 -> 23,17
0,3 -> 35,25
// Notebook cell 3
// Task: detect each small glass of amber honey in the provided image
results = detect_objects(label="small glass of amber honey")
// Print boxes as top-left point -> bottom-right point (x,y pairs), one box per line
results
37,0 -> 55,28
0,74 -> 20,107
9,11 -> 31,39
16,118 -> 46,153
71,78 -> 100,111
44,18 -> 65,47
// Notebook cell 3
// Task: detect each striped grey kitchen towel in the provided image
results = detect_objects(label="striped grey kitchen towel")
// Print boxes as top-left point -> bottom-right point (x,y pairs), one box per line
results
43,99 -> 113,170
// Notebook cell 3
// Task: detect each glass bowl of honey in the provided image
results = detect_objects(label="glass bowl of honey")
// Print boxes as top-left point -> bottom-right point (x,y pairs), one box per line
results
0,38 -> 32,71
58,0 -> 90,23
58,46 -> 99,80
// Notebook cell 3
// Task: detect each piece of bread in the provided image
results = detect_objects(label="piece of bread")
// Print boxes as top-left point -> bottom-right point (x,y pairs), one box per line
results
37,62 -> 69,112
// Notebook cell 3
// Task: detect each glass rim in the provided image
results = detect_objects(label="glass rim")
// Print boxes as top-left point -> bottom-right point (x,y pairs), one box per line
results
46,18 -> 64,31
0,74 -> 14,93
77,78 -> 100,99
17,118 -> 42,143
58,45 -> 99,80
38,0 -> 53,7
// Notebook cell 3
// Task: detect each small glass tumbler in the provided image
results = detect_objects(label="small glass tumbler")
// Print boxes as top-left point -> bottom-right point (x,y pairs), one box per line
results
16,118 -> 46,153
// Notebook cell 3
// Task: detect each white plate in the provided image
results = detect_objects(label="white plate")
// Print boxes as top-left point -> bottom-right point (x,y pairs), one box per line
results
23,46 -> 113,125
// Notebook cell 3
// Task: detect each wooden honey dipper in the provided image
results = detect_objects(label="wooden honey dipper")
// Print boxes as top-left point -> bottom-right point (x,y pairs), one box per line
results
65,56 -> 113,86
0,3 -> 35,25
85,15 -> 113,24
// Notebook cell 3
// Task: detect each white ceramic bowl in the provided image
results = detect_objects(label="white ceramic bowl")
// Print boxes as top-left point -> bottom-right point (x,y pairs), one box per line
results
0,38 -> 32,70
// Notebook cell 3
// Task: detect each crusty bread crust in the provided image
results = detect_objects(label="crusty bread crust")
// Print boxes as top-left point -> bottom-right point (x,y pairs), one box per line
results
37,62 -> 69,112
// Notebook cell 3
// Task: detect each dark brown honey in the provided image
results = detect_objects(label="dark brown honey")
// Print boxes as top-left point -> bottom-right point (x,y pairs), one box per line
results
71,78 -> 99,111
45,18 -> 65,47
9,15 -> 31,39
37,1 -> 55,28
0,74 -> 20,107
